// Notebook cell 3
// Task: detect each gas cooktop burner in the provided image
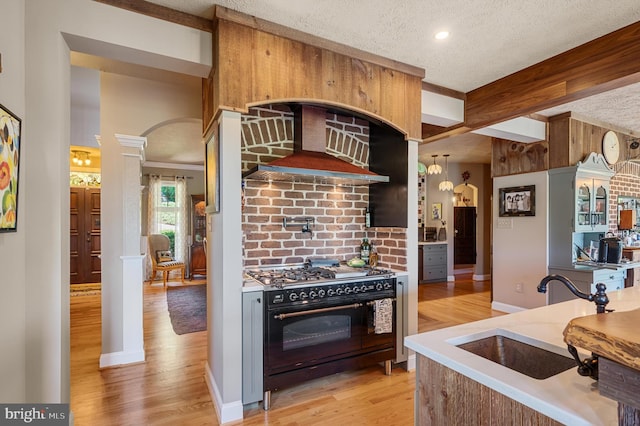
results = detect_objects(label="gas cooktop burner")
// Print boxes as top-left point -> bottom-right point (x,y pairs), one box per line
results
246,263 -> 394,288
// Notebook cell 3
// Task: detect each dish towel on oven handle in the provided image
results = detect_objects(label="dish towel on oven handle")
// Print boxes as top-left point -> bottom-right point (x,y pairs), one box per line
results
374,298 -> 393,334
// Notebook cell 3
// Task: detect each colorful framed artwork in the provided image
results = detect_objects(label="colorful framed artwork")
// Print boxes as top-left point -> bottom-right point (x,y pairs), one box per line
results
0,104 -> 22,232
205,124 -> 220,213
499,185 -> 535,217
431,202 -> 442,220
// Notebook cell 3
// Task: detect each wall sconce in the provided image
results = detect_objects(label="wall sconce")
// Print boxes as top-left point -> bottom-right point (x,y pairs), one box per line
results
71,150 -> 91,166
438,154 -> 453,191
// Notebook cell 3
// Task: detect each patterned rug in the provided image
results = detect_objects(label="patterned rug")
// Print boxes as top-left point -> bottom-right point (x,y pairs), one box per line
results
166,284 -> 207,335
70,283 -> 101,297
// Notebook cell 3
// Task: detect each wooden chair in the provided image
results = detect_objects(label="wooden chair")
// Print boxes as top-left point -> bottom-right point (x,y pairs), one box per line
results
148,234 -> 185,287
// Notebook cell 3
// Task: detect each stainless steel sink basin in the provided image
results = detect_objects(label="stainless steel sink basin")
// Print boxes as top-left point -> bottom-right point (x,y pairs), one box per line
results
456,334 -> 576,379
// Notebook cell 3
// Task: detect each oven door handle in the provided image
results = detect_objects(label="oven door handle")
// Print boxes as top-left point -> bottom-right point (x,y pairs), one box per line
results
273,303 -> 363,320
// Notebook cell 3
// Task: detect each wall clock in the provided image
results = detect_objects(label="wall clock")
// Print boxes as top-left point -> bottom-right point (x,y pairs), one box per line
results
602,131 -> 620,165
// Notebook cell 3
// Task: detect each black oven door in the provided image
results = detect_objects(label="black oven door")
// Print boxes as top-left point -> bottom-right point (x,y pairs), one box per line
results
265,301 -> 365,374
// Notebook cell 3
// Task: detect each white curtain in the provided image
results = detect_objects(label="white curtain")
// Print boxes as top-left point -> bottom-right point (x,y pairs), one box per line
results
175,176 -> 188,263
147,175 -> 162,235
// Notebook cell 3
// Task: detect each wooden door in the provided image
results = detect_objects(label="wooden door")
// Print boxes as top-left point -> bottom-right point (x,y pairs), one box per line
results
70,188 -> 101,284
454,206 -> 476,265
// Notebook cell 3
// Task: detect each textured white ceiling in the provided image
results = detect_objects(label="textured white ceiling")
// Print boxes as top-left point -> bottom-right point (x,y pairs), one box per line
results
86,1 -> 640,165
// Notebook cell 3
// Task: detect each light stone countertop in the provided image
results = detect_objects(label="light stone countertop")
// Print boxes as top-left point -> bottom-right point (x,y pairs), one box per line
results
405,286 -> 640,425
418,241 -> 447,245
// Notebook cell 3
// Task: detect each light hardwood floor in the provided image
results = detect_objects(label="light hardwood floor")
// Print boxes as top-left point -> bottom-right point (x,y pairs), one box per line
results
70,273 -> 504,425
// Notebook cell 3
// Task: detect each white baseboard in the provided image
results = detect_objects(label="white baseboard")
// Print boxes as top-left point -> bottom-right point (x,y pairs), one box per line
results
473,273 -> 491,281
447,275 -> 455,282
99,349 -> 145,368
491,301 -> 526,314
205,362 -> 243,424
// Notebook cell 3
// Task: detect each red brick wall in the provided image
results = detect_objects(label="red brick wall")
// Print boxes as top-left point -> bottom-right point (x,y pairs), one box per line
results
610,162 -> 640,232
241,105 -> 407,270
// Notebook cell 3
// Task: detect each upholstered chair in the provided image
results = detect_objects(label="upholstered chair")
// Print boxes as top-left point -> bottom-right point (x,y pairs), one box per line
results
148,234 -> 185,287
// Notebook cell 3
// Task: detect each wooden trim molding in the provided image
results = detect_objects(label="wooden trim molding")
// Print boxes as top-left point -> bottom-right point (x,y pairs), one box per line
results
421,81 -> 465,100
94,0 -> 213,33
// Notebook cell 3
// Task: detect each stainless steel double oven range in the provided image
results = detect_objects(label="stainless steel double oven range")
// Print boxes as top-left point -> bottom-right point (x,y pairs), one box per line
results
246,259 -> 399,410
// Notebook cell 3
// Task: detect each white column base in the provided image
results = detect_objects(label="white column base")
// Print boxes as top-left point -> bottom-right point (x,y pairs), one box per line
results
99,349 -> 145,368
204,362 -> 243,424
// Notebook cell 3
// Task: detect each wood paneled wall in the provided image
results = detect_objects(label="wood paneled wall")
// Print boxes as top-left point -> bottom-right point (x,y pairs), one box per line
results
416,355 -> 563,425
204,7 -> 423,140
492,113 -> 637,177
549,112 -> 632,169
491,139 -> 549,177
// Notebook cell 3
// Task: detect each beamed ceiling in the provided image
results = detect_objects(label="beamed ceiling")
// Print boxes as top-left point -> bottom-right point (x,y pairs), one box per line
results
90,0 -> 640,165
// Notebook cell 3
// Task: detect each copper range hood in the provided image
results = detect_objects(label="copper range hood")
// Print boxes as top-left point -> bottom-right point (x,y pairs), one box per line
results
242,105 -> 389,186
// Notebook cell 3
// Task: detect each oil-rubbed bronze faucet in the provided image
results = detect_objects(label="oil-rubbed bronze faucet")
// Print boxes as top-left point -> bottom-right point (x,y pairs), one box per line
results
537,274 -> 609,313
537,274 -> 611,380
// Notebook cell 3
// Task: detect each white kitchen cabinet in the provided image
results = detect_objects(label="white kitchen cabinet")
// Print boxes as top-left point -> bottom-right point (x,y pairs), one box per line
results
549,153 -> 615,267
547,267 -> 624,305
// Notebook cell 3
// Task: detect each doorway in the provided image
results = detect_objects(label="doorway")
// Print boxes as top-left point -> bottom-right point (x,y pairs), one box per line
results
454,206 -> 476,265
70,187 -> 101,284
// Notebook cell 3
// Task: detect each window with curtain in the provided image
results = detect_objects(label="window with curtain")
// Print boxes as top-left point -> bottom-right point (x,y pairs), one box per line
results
148,175 -> 188,263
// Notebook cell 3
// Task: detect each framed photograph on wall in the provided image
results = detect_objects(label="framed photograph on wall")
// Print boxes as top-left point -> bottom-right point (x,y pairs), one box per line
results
0,104 -> 22,232
499,185 -> 535,217
205,124 -> 220,213
431,202 -> 442,220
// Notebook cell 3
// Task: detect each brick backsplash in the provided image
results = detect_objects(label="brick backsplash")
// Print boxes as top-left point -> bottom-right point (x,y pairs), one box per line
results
609,162 -> 640,232
241,105 -> 407,271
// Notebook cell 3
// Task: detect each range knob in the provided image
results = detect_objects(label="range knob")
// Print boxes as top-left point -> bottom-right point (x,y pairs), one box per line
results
375,283 -> 383,291
336,288 -> 344,296
344,287 -> 352,294
309,290 -> 317,299
326,288 -> 335,297
289,293 -> 299,301
360,285 -> 368,293
384,282 -> 391,290
318,289 -> 326,298
299,291 -> 308,300
353,286 -> 360,293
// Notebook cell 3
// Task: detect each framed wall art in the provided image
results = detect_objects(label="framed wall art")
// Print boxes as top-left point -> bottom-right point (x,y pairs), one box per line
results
205,124 -> 220,213
0,104 -> 22,232
499,185 -> 535,217
431,202 -> 442,220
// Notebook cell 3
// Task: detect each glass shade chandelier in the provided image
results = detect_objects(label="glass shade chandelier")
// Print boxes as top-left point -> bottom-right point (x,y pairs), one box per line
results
71,150 -> 91,166
427,154 -> 442,175
438,154 -> 454,191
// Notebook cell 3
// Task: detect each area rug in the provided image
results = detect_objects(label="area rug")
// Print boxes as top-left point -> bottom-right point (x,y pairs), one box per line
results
70,283 -> 101,297
166,284 -> 207,335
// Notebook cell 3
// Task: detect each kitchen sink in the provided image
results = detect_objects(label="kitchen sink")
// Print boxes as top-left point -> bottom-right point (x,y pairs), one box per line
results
454,330 -> 576,380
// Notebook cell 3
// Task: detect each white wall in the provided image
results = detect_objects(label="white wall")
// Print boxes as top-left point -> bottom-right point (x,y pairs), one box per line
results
9,0 -> 211,405
71,66 -> 100,148
492,171 -> 549,310
0,0 -> 26,403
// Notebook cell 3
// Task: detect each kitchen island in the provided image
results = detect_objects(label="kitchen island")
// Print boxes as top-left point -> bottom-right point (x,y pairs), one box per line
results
404,285 -> 640,425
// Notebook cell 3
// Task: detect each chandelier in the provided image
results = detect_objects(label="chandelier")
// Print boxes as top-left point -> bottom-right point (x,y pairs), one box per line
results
427,154 -> 442,175
71,150 -> 91,167
438,154 -> 454,191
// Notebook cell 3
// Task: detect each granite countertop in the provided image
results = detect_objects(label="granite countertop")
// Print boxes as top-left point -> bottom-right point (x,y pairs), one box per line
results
405,286 -> 640,425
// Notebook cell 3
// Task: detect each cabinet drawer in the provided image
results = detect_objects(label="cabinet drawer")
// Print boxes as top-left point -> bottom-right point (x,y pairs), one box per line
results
423,244 -> 446,254
424,267 -> 447,282
424,253 -> 446,265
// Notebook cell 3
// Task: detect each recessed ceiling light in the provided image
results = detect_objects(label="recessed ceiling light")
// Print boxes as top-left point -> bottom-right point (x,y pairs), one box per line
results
435,31 -> 449,40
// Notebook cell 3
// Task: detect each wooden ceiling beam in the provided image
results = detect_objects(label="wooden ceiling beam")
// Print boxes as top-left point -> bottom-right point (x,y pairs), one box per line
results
464,20 -> 640,130
93,0 -> 213,33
